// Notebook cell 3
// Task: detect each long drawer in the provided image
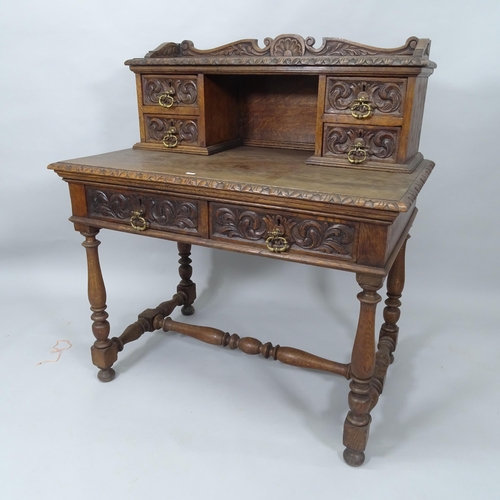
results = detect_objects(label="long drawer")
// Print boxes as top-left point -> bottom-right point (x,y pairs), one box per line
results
210,202 -> 357,260
86,186 -> 207,237
86,188 -> 359,261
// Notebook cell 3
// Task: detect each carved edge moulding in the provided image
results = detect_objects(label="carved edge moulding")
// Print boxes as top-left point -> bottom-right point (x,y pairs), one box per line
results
48,159 -> 435,213
125,35 -> 435,67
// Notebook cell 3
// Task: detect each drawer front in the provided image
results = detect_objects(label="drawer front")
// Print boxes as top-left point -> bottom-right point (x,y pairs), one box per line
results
142,75 -> 199,108
325,78 -> 406,119
210,203 -> 356,260
144,115 -> 200,148
86,187 -> 203,236
322,124 -> 400,165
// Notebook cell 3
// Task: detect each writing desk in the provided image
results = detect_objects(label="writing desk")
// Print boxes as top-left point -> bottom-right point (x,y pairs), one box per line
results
49,35 -> 435,466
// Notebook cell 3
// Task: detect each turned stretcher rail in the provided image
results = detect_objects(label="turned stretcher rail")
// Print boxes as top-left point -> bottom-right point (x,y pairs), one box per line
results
111,293 -> 185,351
161,317 -> 351,379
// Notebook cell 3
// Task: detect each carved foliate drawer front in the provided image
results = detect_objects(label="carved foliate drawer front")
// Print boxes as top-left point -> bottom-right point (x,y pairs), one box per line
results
322,125 -> 400,165
325,78 -> 406,119
144,115 -> 199,148
142,75 -> 198,108
86,187 -> 202,236
210,203 -> 356,260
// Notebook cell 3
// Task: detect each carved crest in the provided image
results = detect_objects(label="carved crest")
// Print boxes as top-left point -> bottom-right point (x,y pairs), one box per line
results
126,35 -> 434,67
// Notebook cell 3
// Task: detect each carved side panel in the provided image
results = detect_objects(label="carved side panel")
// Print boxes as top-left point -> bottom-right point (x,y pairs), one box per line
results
405,76 -> 428,159
87,188 -> 199,234
144,116 -> 199,145
142,76 -> 198,106
325,79 -> 405,116
323,125 -> 400,163
211,204 -> 355,258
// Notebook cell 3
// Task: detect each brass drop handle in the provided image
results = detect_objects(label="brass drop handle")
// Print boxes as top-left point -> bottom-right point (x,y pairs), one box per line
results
158,88 -> 175,108
265,229 -> 289,253
350,94 -> 373,119
162,126 -> 178,148
347,141 -> 368,164
130,210 -> 149,231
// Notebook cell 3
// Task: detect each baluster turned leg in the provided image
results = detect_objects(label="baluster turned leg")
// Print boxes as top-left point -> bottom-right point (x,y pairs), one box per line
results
177,242 -> 196,316
371,239 -> 408,399
343,274 -> 383,467
81,229 -> 117,382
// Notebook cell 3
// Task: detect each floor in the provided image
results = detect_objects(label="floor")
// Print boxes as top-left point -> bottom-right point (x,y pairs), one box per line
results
1,231 -> 498,500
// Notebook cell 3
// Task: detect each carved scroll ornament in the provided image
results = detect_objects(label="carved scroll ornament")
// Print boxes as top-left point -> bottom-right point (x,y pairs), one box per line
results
143,77 -> 198,106
87,188 -> 199,233
145,117 -> 198,144
324,127 -> 399,162
327,81 -> 404,115
212,205 -> 355,257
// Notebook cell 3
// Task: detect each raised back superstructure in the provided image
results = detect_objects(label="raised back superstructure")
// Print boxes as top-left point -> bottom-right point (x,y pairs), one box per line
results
125,35 -> 434,173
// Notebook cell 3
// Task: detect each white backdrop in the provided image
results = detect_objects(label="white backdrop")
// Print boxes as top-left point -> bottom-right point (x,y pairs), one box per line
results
1,1 -> 499,499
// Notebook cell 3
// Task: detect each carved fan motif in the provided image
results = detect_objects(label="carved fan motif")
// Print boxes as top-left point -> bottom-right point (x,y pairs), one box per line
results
271,36 -> 305,57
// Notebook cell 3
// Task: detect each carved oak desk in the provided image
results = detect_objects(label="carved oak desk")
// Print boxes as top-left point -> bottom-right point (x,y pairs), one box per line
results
48,35 -> 435,466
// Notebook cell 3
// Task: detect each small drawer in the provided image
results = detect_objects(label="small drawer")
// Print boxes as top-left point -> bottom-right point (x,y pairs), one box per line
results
144,115 -> 200,149
142,75 -> 199,108
325,77 -> 406,120
322,124 -> 400,165
86,187 -> 205,236
210,203 -> 356,260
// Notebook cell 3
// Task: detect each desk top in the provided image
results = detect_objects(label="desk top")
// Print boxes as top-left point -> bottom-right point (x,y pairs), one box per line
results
49,146 -> 434,213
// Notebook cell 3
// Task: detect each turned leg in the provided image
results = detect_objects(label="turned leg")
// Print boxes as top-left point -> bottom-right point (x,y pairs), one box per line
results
177,242 -> 196,316
381,238 -> 407,365
343,274 -> 383,467
81,229 -> 117,382
369,239 -> 408,402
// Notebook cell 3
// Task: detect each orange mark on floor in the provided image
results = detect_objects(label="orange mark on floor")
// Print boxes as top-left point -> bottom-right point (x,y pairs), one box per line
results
36,340 -> 73,366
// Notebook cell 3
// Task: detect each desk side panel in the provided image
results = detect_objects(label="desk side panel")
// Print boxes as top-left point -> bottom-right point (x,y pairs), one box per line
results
356,206 -> 416,268
68,183 -> 89,232
385,206 -> 417,262
356,223 -> 388,268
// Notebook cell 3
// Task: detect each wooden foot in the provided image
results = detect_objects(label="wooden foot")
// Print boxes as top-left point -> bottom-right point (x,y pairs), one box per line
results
97,368 -> 116,382
181,304 -> 195,316
343,274 -> 383,466
343,448 -> 365,467
177,242 -> 196,315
